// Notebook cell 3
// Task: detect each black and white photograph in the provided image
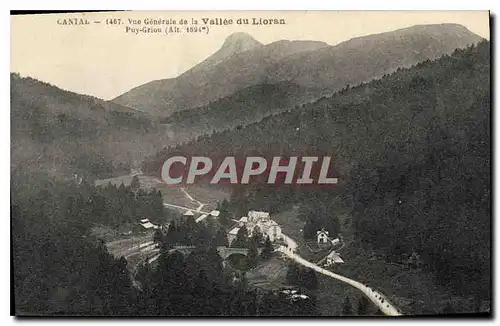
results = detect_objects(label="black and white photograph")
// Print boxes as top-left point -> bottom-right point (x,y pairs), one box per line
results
10,10 -> 491,317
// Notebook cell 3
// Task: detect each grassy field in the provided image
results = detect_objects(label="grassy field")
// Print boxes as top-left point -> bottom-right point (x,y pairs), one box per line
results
268,205 -> 473,315
155,184 -> 198,209
184,185 -> 230,210
246,254 -> 290,290
94,174 -> 163,189
328,247 -> 482,315
95,173 -> 230,213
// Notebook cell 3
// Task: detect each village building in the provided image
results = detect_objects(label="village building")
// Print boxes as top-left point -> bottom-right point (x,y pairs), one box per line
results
317,229 -> 329,244
325,250 -> 344,266
291,294 -> 309,301
141,222 -> 157,229
238,210 -> 282,242
228,227 -> 240,245
210,210 -> 220,217
331,238 -> 340,246
228,211 -> 284,244
248,210 -> 269,221
184,210 -> 194,217
257,219 -> 281,242
135,218 -> 159,232
196,214 -> 209,223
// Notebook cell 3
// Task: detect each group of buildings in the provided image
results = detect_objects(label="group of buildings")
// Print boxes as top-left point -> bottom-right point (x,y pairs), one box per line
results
228,211 -> 283,245
184,209 -> 220,223
137,208 -> 345,267
316,228 -> 344,266
135,209 -> 221,232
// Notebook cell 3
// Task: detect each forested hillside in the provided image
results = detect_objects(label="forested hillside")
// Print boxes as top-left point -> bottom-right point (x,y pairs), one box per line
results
12,177 -> 317,316
162,82 -> 314,134
143,41 -> 491,302
11,74 -> 173,180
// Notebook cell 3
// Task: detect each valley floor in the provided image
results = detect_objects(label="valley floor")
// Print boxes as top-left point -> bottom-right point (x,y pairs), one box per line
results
93,175 -> 489,315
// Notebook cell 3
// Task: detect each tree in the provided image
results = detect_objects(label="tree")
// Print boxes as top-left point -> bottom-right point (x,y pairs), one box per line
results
261,236 -> 273,259
130,175 -> 140,190
218,199 -> 231,226
164,220 -> 179,248
184,216 -> 199,245
325,216 -> 340,237
286,263 -> 299,285
215,227 -> 229,247
303,219 -> 320,240
442,302 -> 455,314
246,239 -> 259,268
406,251 -> 423,269
303,269 -> 318,290
196,223 -> 212,247
342,296 -> 353,315
231,226 -> 248,248
357,296 -> 370,315
251,226 -> 264,245
151,189 -> 164,218
153,229 -> 164,246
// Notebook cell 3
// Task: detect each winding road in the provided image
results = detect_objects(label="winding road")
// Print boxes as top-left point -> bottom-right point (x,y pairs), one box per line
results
277,244 -> 403,316
107,177 -> 402,315
163,202 -> 211,215
181,187 -> 205,212
163,187 -> 213,222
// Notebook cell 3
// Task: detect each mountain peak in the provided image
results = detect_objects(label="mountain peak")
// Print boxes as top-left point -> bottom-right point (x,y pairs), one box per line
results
397,23 -> 478,37
221,32 -> 262,53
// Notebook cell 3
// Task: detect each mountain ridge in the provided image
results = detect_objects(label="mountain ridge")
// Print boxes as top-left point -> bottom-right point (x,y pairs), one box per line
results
113,24 -> 483,117
111,34 -> 329,115
266,23 -> 484,90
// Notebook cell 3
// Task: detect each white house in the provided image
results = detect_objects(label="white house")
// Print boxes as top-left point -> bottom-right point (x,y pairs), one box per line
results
291,294 -> 309,301
248,211 -> 269,222
317,229 -> 329,244
210,210 -> 220,217
325,250 -> 344,266
238,210 -> 282,242
331,238 -> 340,246
228,227 -> 240,245
139,219 -> 159,231
259,220 -> 282,242
195,214 -> 209,223
238,216 -> 248,227
184,210 -> 195,216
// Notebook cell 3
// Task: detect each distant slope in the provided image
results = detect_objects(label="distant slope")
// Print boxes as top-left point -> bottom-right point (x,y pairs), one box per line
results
144,41 -> 491,306
113,24 -> 482,118
112,33 -> 328,116
144,41 -> 490,177
267,23 -> 484,92
161,81 -> 315,137
11,74 -> 161,180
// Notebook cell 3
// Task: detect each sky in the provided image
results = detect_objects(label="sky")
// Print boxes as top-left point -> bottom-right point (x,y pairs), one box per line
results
11,11 -> 490,100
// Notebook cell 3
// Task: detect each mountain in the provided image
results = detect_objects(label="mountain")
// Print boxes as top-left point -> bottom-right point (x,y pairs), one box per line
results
161,81 -> 315,138
112,33 -> 328,116
113,24 -> 482,118
144,40 -> 490,180
192,32 -> 263,73
144,41 -> 490,307
10,73 -> 168,180
266,23 -> 484,91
